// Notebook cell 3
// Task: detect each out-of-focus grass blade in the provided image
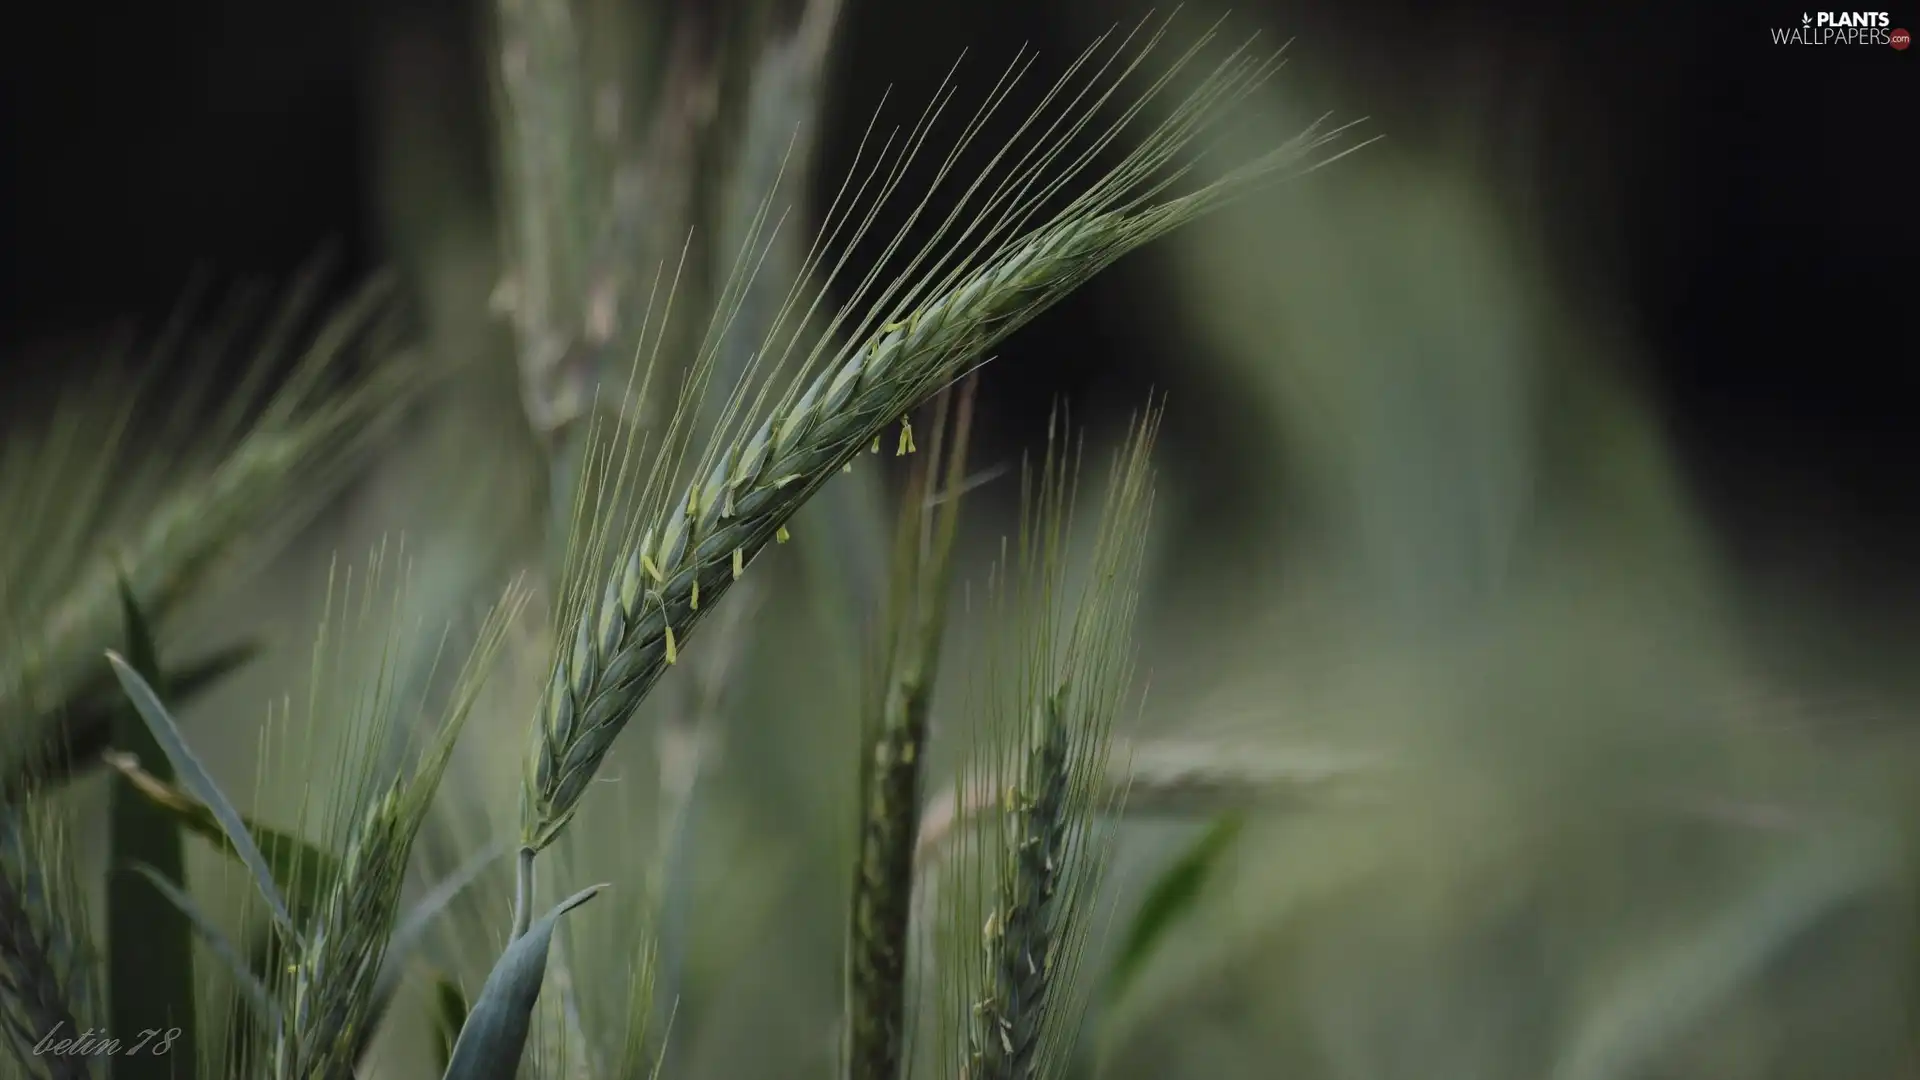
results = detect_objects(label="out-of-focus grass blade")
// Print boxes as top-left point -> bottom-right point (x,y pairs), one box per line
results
431,973 -> 471,1075
103,751 -> 339,926
441,884 -> 606,1080
128,863 -> 278,1025
105,651 -> 302,944
4,638 -> 259,803
1551,831 -> 1896,1080
1105,814 -> 1245,1008
105,581 -> 198,1077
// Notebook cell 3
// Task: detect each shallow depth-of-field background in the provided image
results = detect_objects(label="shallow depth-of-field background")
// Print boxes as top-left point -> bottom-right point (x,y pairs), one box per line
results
2,0 -> 1916,1077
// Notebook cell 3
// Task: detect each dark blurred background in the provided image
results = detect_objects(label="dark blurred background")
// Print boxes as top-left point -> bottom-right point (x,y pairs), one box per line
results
1,0 -> 1912,590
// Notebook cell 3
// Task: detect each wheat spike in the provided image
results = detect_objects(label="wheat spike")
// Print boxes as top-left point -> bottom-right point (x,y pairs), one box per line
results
928,404 -> 1156,1080
521,21 -> 1362,853
0,803 -> 98,1080
968,689 -> 1074,1079
274,783 -> 412,1078
255,550 -> 528,1077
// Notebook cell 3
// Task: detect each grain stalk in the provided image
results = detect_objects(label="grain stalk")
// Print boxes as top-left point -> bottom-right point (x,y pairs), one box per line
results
493,0 -> 849,578
846,378 -> 978,1080
513,18 -> 1365,931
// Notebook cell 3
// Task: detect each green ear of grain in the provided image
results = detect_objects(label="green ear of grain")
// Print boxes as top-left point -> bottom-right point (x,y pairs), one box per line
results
442,884 -> 606,1080
351,843 -> 508,1068
127,863 -> 278,1024
104,581 -> 198,1078
517,26 -> 1363,858
937,404 -> 1159,1080
104,652 -> 301,944
1,799 -> 98,1080
1104,813 -> 1244,1008
430,974 -> 471,1075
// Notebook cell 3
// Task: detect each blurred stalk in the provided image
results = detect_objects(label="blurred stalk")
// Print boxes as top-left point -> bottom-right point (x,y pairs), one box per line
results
489,0 -> 853,571
486,4 -> 870,1076
361,2 -> 544,781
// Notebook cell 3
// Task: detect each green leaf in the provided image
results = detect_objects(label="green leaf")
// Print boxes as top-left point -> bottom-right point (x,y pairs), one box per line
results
442,884 -> 606,1080
106,650 -> 302,944
129,863 -> 279,1025
431,974 -> 471,1075
1105,813 -> 1245,1005
106,579 -> 199,1078
104,751 -> 340,926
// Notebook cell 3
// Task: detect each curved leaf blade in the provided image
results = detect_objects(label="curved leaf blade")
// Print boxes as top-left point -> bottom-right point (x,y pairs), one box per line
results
106,582 -> 198,1077
442,884 -> 606,1080
105,651 -> 300,942
128,863 -> 278,1025
431,974 -> 471,1075
104,750 -> 339,926
1106,813 -> 1245,1006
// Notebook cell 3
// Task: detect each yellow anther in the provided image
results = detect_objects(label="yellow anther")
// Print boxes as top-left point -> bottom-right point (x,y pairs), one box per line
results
664,625 -> 678,665
641,555 -> 664,583
896,418 -> 916,456
690,580 -> 700,610
776,525 -> 791,544
870,435 -> 881,454
732,548 -> 744,579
